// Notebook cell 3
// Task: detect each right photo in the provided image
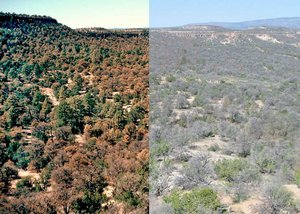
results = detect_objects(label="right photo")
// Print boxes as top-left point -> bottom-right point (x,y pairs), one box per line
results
149,0 -> 300,213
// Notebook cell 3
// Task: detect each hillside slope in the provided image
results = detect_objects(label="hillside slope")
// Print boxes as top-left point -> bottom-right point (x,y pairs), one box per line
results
150,27 -> 300,213
0,12 -> 149,213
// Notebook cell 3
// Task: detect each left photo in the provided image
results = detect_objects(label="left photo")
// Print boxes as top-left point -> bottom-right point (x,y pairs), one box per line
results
0,0 -> 149,213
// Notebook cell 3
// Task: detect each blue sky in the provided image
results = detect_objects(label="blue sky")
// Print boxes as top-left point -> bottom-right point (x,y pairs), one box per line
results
2,0 -> 299,28
0,0 -> 149,28
150,0 -> 300,27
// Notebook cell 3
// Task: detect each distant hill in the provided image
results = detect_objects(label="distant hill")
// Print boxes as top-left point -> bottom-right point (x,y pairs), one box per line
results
77,27 -> 149,38
186,17 -> 300,30
0,12 -> 58,27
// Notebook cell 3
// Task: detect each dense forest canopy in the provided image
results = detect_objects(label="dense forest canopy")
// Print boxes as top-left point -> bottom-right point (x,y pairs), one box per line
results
0,12 -> 149,213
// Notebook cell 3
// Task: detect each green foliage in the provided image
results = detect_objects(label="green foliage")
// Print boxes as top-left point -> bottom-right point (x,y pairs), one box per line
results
127,106 -> 145,124
163,188 -> 221,213
5,95 -> 24,128
0,133 -> 10,166
252,146 -> 277,174
55,126 -> 74,141
153,140 -> 170,158
32,123 -> 51,143
100,47 -> 110,59
118,191 -> 140,207
84,92 -> 96,115
294,170 -> 300,187
33,63 -> 42,77
192,94 -> 205,107
165,75 -> 176,82
21,63 -> 32,77
39,166 -> 52,189
70,74 -> 83,95
0,12 -> 149,213
15,177 -> 39,195
40,97 -> 52,120
55,99 -> 85,133
256,157 -> 276,174
12,147 -> 30,169
73,191 -> 105,213
6,141 -> 20,159
214,159 -> 249,182
113,93 -> 123,103
73,176 -> 107,213
16,177 -> 32,189
0,165 -> 18,193
32,90 -> 45,104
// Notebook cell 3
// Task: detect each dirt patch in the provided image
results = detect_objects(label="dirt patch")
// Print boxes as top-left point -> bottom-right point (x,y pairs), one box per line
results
255,100 -> 264,108
255,34 -> 282,44
103,185 -> 114,198
123,104 -> 132,112
284,184 -> 300,201
102,185 -> 116,208
220,32 -> 238,45
187,96 -> 195,104
230,197 -> 263,214
11,169 -> 40,189
18,169 -> 40,179
191,135 -> 235,162
75,134 -> 85,146
40,87 -> 59,106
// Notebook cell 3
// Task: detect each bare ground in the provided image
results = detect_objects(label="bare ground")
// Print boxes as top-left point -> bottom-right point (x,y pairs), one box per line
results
40,87 -> 59,106
11,169 -> 41,189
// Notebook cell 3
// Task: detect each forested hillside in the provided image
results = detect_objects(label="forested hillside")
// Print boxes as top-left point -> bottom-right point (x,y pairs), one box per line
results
0,12 -> 149,213
150,26 -> 300,213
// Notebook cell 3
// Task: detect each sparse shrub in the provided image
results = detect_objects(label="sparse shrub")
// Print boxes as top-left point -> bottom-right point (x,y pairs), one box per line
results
208,144 -> 220,152
177,151 -> 191,162
149,159 -> 171,197
233,131 -> 252,157
16,177 -> 35,195
165,75 -> 176,82
150,201 -> 174,214
176,114 -> 187,128
231,166 -> 260,202
251,145 -> 277,174
175,94 -> 190,109
179,153 -> 214,188
192,93 -> 205,107
153,140 -> 170,159
259,182 -> 296,214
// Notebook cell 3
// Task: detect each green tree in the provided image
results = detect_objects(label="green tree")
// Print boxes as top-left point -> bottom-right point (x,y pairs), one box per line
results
40,97 -> 52,120
32,122 -> 51,143
55,101 -> 73,128
127,106 -> 145,124
33,63 -> 42,78
21,63 -> 32,77
4,94 -> 24,128
69,97 -> 85,132
84,92 -> 96,116
0,165 -> 18,194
